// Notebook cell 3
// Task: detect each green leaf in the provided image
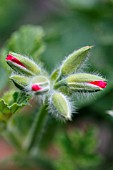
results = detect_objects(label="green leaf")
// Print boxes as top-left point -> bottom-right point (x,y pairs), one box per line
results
0,25 -> 45,71
8,25 -> 45,57
0,91 -> 30,122
55,127 -> 100,170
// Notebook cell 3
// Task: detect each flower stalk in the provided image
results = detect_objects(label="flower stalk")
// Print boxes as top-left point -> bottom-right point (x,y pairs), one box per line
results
23,102 -> 48,152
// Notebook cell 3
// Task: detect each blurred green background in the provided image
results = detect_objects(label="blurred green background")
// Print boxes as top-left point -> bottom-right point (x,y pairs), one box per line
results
0,0 -> 113,170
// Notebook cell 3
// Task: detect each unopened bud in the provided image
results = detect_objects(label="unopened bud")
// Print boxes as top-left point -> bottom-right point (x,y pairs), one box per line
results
10,75 -> 30,90
61,46 -> 92,76
66,73 -> 107,91
10,75 -> 50,94
30,76 -> 50,94
51,92 -> 72,120
6,52 -> 41,75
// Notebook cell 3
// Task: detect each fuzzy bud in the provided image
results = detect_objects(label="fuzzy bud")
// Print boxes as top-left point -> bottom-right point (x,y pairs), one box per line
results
10,75 -> 50,94
10,75 -> 30,90
6,52 -> 41,76
51,92 -> 72,120
66,73 -> 107,91
30,76 -> 50,94
61,46 -> 92,76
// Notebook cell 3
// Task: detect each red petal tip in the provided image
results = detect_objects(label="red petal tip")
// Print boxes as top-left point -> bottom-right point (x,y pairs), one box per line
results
6,54 -> 25,68
32,84 -> 42,91
89,81 -> 107,89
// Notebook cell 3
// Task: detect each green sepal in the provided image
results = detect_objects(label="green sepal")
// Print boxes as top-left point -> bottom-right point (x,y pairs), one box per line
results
67,73 -> 106,83
50,68 -> 60,82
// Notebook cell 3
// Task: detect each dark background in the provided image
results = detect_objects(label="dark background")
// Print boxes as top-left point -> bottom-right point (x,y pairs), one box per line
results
0,0 -> 113,170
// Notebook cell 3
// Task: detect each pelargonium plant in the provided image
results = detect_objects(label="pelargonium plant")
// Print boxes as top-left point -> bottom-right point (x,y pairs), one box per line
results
3,45 -> 107,152
6,46 -> 107,121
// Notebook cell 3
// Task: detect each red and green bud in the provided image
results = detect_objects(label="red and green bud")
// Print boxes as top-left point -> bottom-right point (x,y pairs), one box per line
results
66,73 -> 107,91
89,81 -> 107,89
54,73 -> 107,92
32,84 -> 42,91
6,55 -> 26,68
6,52 -> 41,76
10,74 -> 50,94
30,76 -> 50,94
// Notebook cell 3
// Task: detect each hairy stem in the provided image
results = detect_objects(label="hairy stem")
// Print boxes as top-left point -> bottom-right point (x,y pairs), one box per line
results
23,102 -> 48,152
54,79 -> 66,89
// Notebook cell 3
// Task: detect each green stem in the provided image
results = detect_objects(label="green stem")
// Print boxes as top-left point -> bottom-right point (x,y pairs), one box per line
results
54,79 -> 66,89
23,102 -> 48,152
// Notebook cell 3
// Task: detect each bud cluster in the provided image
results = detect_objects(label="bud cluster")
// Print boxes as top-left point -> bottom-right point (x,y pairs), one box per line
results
6,46 -> 107,121
6,53 -> 50,95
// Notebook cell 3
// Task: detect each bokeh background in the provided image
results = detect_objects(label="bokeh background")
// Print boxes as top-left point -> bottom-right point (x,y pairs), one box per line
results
0,0 -> 113,170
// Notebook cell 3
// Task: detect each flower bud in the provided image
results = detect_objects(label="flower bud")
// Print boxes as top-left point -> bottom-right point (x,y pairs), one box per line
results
10,75 -> 30,90
61,46 -> 92,76
10,75 -> 50,94
66,73 -> 107,91
6,52 -> 41,76
51,92 -> 72,120
30,76 -> 50,94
